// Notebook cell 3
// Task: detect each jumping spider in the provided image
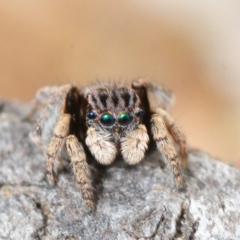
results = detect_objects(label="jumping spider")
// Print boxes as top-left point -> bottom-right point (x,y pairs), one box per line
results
30,80 -> 187,208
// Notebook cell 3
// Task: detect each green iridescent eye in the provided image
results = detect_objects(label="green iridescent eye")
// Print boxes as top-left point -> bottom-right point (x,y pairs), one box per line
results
100,113 -> 116,126
118,112 -> 133,126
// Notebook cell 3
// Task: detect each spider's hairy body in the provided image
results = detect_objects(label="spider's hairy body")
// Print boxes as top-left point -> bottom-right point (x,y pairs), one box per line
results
30,80 -> 187,208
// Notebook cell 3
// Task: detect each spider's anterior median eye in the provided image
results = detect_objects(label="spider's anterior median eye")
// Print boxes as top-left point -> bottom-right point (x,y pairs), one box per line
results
118,112 -> 133,126
100,113 -> 116,126
134,108 -> 144,117
87,111 -> 97,119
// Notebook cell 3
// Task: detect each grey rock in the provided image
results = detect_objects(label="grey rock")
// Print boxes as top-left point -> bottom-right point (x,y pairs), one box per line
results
0,99 -> 240,240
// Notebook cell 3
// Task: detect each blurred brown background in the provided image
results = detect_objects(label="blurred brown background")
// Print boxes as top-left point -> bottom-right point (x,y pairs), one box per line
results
1,1 -> 240,164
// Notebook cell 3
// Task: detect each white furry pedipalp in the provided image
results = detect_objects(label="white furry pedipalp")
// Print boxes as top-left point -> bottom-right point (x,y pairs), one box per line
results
120,124 -> 149,165
85,127 -> 117,165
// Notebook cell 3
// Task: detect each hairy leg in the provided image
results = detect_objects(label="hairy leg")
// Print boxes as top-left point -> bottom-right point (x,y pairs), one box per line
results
151,114 -> 183,186
46,114 -> 71,185
45,85 -> 80,184
66,135 -> 94,208
156,108 -> 188,168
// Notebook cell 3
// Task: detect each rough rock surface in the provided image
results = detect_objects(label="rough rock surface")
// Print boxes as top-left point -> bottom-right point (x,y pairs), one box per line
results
0,99 -> 240,240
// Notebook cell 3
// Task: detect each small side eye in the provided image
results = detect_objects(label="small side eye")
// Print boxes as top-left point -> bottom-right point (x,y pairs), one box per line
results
87,111 -> 97,119
118,112 -> 133,126
100,113 -> 116,126
135,108 -> 144,117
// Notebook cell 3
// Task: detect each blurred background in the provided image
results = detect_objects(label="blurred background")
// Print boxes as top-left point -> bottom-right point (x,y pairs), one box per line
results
0,1 -> 240,164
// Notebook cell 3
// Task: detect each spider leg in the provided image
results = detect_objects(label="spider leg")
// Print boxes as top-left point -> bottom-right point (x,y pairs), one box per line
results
156,108 -> 188,168
151,113 -> 183,186
66,135 -> 94,208
46,86 -> 82,185
121,124 -> 149,164
46,114 -> 71,185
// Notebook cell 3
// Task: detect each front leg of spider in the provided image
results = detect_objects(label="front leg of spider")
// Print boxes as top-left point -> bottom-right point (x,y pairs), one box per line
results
64,87 -> 95,208
131,80 -> 185,186
46,87 -> 95,208
156,108 -> 188,168
66,135 -> 94,209
46,114 -> 71,185
151,114 -> 183,186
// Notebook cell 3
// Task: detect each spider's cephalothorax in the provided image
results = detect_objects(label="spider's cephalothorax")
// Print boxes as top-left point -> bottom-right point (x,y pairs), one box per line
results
85,84 -> 143,141
30,80 -> 187,208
